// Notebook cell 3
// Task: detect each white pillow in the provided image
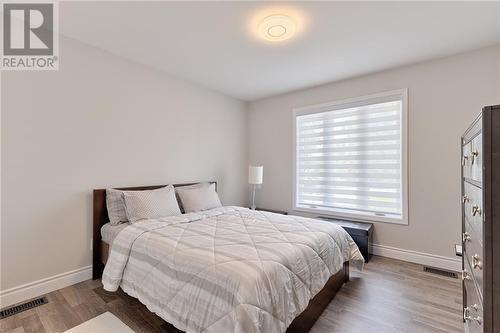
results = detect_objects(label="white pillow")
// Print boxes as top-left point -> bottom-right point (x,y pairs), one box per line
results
123,185 -> 181,223
176,183 -> 222,213
106,188 -> 128,225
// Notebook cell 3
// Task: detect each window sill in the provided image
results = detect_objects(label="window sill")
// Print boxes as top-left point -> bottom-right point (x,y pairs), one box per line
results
293,206 -> 408,225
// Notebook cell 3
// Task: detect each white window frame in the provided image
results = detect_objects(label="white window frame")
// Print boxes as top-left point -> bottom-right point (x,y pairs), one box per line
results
292,89 -> 408,225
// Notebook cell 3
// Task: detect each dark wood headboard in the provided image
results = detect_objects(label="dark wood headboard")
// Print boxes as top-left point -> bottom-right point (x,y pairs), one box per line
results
92,182 -> 217,279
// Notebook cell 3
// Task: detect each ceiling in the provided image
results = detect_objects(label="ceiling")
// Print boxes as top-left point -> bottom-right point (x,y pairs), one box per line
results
60,1 -> 500,101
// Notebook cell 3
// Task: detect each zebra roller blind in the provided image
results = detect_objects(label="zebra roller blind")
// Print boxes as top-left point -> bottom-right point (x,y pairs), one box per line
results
295,90 -> 406,223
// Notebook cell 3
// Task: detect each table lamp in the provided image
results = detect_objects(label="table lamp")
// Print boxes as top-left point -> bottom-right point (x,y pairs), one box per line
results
248,165 -> 263,210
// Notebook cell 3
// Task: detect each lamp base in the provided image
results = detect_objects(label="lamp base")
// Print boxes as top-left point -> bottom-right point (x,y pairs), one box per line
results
250,184 -> 257,211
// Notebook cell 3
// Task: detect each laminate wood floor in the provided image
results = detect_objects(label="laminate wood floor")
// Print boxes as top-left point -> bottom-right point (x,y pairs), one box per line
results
0,256 -> 463,333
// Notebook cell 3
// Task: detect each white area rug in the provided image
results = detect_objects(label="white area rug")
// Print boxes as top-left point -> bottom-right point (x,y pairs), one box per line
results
64,312 -> 134,333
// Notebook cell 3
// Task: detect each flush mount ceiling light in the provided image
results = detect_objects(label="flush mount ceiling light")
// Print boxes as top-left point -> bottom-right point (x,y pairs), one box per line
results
249,7 -> 304,44
258,14 -> 297,42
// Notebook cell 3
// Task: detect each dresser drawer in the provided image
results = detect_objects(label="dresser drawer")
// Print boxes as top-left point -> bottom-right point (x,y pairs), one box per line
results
463,142 -> 472,180
462,246 -> 483,300
463,218 -> 483,263
463,272 -> 484,333
463,182 -> 483,236
470,134 -> 482,182
464,216 -> 482,247
464,248 -> 483,296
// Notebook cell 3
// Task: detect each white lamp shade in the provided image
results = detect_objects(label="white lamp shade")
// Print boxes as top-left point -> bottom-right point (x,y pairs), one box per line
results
248,166 -> 263,185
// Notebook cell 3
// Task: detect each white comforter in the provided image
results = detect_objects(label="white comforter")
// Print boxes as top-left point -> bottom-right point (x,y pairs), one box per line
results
102,206 -> 363,333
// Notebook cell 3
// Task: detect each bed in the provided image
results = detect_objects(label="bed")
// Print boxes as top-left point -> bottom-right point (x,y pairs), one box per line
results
93,183 -> 363,333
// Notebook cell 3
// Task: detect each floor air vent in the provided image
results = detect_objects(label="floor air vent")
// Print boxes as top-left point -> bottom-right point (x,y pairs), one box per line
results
0,296 -> 48,319
423,266 -> 458,278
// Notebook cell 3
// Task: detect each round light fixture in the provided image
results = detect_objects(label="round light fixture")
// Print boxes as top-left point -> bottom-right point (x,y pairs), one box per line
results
258,14 -> 296,42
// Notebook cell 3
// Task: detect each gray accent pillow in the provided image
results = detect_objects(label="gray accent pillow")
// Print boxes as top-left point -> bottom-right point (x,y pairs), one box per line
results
106,188 -> 128,225
176,183 -> 222,213
123,185 -> 181,223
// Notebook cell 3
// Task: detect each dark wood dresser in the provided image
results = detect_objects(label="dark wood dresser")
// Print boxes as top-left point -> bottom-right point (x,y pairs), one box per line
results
461,105 -> 500,333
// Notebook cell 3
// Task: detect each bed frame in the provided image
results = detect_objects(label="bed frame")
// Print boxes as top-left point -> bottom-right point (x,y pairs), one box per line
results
92,182 -> 349,333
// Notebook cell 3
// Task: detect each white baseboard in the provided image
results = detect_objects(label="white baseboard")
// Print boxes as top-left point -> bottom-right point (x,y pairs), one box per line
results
0,265 -> 92,308
370,243 -> 462,272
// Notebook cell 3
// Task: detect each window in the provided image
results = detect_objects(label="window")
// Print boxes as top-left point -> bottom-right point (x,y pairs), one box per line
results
293,89 -> 408,224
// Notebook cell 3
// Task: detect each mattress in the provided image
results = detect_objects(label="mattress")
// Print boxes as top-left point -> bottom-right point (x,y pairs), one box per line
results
102,206 -> 363,333
100,222 -> 129,244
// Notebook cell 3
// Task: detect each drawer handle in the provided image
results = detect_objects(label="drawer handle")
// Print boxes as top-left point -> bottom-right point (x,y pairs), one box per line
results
472,205 -> 482,216
462,270 -> 472,281
462,195 -> 470,203
463,232 -> 471,243
471,150 -> 479,165
464,307 -> 472,321
462,155 -> 469,166
464,307 -> 483,325
472,254 -> 483,270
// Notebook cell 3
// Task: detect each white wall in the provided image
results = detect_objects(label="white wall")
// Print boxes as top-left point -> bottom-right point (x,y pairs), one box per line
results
1,36 -> 247,293
247,46 -> 500,262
